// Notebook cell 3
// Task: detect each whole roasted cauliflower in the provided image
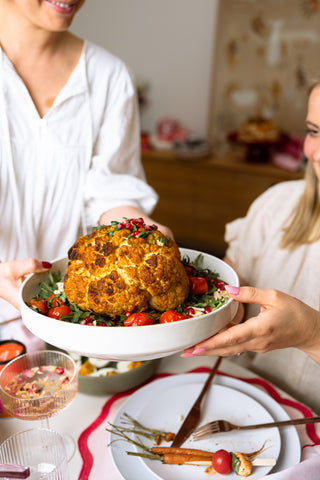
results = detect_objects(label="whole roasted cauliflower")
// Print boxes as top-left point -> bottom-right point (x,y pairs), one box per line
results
63,219 -> 190,317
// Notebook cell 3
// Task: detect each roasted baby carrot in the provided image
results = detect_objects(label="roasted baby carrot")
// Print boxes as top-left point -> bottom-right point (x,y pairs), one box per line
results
163,453 -> 211,465
152,446 -> 212,458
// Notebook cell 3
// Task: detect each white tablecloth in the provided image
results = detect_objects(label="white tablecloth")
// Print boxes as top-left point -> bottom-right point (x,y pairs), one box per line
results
0,321 -> 320,479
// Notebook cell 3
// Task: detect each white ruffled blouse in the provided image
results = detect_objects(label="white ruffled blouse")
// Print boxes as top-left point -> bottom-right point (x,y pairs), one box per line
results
0,41 -> 158,262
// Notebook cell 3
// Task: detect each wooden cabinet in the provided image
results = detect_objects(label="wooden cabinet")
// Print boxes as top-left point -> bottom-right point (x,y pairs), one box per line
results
142,149 -> 304,257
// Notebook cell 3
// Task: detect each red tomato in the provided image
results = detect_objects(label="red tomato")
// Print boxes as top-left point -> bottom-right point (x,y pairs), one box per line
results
212,449 -> 232,474
28,299 -> 48,314
183,265 -> 194,276
189,276 -> 208,295
47,305 -> 72,320
159,310 -> 190,324
124,312 -> 155,327
45,294 -> 63,307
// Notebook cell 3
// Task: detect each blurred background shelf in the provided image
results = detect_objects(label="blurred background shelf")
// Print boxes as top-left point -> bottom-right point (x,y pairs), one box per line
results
142,149 -> 303,257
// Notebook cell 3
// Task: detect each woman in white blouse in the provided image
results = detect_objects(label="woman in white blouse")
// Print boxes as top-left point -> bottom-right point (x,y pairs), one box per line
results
183,80 -> 320,412
0,0 -> 170,311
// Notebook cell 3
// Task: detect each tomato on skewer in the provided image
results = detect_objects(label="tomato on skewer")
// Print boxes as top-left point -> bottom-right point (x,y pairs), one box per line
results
211,449 -> 232,474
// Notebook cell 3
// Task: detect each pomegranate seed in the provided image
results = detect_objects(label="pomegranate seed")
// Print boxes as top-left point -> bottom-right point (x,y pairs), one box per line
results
137,217 -> 144,224
117,223 -> 123,229
152,224 -> 158,230
98,322 -> 106,326
204,307 -> 211,314
85,316 -> 94,325
145,225 -> 151,230
125,311 -> 131,317
125,222 -> 132,230
188,308 -> 195,315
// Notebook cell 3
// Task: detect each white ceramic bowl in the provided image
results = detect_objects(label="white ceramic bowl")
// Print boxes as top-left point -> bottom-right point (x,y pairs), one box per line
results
19,249 -> 239,361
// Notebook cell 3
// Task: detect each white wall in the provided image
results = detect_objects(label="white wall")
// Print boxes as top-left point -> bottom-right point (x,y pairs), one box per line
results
71,0 -> 219,137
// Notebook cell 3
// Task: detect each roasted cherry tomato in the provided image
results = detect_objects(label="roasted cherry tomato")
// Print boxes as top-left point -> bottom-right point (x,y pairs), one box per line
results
188,276 -> 208,295
124,312 -> 155,327
183,265 -> 194,276
45,294 -> 63,307
28,299 -> 48,314
47,305 -> 72,320
159,310 -> 190,324
212,449 -> 232,474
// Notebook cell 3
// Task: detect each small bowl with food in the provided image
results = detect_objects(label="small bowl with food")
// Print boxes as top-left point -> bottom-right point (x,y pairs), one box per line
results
45,343 -> 160,395
74,356 -> 160,395
20,219 -> 239,361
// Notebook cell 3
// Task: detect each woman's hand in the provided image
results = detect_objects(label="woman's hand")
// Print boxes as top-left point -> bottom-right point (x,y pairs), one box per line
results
0,259 -> 52,310
182,286 -> 320,365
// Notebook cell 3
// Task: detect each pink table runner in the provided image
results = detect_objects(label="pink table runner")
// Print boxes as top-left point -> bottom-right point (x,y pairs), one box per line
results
77,367 -> 320,480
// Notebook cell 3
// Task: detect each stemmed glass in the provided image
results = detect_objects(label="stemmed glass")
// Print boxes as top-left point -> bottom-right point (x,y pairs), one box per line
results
0,350 -> 78,460
0,428 -> 69,479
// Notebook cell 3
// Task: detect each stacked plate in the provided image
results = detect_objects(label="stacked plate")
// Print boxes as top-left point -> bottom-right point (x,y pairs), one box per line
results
109,374 -> 301,479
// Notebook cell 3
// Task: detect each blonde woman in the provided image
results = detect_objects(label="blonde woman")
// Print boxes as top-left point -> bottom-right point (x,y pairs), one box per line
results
184,80 -> 320,413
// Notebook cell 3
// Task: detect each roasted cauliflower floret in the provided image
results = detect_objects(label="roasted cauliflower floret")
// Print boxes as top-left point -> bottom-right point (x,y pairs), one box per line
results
63,220 -> 190,317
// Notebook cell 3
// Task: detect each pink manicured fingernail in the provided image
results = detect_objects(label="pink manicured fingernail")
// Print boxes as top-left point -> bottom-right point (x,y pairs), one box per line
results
42,261 -> 52,269
180,352 -> 194,358
225,285 -> 240,295
192,348 -> 206,355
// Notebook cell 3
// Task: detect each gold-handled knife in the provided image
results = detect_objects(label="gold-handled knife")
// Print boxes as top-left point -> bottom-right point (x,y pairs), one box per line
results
171,356 -> 222,447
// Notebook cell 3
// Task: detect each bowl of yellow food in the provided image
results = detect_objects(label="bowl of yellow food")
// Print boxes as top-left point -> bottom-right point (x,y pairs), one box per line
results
76,357 -> 160,395
44,343 -> 160,395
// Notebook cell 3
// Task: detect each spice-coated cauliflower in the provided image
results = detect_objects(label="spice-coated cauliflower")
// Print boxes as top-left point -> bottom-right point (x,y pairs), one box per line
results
63,219 -> 190,317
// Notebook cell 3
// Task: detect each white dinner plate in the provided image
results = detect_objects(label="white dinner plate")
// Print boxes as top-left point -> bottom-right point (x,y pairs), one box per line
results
109,374 -> 301,479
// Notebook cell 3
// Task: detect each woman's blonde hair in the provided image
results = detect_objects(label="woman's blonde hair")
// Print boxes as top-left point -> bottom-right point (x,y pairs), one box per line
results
280,159 -> 320,248
280,80 -> 320,249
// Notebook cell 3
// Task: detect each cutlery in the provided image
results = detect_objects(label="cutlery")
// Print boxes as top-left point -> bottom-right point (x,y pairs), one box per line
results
193,415 -> 320,441
0,463 -> 30,479
171,356 -> 222,447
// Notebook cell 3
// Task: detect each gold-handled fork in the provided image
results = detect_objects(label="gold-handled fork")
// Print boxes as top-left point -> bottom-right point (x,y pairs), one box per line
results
193,416 -> 320,441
